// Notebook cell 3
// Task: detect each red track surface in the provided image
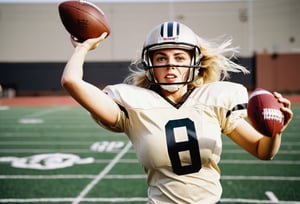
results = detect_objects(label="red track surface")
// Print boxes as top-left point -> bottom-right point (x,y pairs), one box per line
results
0,96 -> 79,106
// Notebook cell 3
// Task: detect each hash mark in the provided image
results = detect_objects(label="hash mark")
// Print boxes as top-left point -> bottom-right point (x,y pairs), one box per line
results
265,191 -> 279,202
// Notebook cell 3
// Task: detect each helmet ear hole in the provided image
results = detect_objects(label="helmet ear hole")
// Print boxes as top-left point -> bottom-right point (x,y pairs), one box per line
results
139,62 -> 147,69
198,67 -> 204,77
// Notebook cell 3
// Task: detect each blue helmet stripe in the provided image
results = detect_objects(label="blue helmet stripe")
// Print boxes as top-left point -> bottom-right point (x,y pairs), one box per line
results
167,22 -> 173,37
160,23 -> 164,37
176,22 -> 180,36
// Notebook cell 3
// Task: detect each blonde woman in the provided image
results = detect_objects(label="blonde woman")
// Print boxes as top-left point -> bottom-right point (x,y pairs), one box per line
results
62,21 -> 293,204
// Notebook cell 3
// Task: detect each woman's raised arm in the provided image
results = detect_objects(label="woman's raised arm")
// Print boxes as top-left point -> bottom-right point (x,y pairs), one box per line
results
61,33 -> 120,126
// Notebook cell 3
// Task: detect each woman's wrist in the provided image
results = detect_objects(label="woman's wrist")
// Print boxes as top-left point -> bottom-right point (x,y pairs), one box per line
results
75,45 -> 89,56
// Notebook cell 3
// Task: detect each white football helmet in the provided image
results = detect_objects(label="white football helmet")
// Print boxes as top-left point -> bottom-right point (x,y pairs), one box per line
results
142,21 -> 202,86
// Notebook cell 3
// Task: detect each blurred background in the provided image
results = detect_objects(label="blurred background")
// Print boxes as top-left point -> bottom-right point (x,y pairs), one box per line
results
0,0 -> 299,96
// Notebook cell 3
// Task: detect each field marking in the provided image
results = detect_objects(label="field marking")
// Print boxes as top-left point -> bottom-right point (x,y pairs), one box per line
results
0,106 -> 9,110
3,141 -> 300,146
221,198 -> 300,204
21,107 -> 70,118
1,155 -> 299,166
72,142 -> 132,204
220,159 -> 300,165
265,191 -> 279,202
0,175 -> 97,179
14,107 -> 70,125
0,197 -> 299,203
0,132 -> 104,137
0,141 -> 96,145
18,118 -> 44,124
223,149 -> 300,154
1,147 -> 300,155
0,153 -> 94,170
223,142 -> 300,146
221,175 -> 300,181
1,174 -> 300,181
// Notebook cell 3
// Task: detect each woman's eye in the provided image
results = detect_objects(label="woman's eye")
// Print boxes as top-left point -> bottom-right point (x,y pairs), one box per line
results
156,57 -> 165,62
176,56 -> 185,61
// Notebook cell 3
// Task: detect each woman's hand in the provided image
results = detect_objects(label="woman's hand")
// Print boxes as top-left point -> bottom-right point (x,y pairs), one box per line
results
273,92 -> 293,133
70,32 -> 108,52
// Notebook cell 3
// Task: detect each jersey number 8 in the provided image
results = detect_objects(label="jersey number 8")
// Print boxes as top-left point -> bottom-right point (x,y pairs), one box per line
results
165,118 -> 202,175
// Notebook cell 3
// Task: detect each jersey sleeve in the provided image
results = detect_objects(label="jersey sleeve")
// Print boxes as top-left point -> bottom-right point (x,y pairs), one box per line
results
218,82 -> 248,135
92,84 -> 129,133
92,109 -> 127,133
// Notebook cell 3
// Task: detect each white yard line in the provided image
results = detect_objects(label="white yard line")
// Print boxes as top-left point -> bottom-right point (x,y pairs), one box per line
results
2,141 -> 300,146
1,174 -> 300,181
71,142 -> 132,204
221,175 -> 300,181
223,149 -> 300,154
223,142 -> 300,146
21,107 -> 70,118
6,148 -> 300,155
0,197 -> 299,203
220,159 -> 300,165
1,146 -> 300,155
221,198 -> 300,204
15,107 -> 71,124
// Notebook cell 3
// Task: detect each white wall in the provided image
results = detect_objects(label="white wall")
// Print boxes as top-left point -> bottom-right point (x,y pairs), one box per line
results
0,0 -> 299,62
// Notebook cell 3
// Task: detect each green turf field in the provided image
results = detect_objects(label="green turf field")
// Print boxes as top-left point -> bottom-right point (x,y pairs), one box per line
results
0,104 -> 299,204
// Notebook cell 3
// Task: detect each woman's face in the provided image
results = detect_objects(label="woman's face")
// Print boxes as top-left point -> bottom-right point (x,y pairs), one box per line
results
152,48 -> 192,84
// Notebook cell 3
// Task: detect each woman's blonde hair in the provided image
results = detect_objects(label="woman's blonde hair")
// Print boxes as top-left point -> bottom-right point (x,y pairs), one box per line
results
124,34 -> 249,89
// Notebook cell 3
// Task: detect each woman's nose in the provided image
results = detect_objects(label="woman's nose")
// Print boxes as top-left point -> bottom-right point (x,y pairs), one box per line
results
167,57 -> 175,64
166,57 -> 176,67
166,65 -> 175,70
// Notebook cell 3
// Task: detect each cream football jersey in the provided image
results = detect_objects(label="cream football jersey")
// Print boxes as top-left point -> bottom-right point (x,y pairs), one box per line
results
94,81 -> 248,204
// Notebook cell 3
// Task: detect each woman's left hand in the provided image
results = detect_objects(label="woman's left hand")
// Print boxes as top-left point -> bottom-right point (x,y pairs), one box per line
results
273,92 -> 293,133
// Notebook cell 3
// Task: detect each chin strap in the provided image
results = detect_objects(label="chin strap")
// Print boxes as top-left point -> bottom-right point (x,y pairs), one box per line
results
160,84 -> 184,92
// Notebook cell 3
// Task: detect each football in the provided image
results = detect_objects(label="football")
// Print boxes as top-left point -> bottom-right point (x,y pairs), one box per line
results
247,88 -> 284,137
58,0 -> 110,42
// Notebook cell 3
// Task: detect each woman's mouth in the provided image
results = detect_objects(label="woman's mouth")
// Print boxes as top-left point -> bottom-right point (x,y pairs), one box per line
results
165,74 -> 177,82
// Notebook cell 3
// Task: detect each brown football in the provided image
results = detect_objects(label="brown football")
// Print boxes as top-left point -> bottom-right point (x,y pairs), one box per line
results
247,88 -> 284,137
59,0 -> 110,42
